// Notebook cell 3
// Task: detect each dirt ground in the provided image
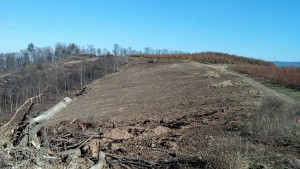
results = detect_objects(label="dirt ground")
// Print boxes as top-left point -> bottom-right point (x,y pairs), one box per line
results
44,58 -> 289,168
49,58 -> 263,125
2,57 -> 300,168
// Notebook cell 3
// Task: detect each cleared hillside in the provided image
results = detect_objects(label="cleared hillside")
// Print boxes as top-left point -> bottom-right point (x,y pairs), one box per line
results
2,56 -> 299,168
49,58 -> 262,125
43,58 -> 300,168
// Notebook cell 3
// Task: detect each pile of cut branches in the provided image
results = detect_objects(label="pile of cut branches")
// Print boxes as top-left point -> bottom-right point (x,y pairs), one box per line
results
0,95 -> 107,169
0,93 -> 207,169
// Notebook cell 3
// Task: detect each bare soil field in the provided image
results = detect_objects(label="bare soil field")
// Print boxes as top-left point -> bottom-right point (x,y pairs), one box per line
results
39,58 -> 300,168
50,58 -> 262,125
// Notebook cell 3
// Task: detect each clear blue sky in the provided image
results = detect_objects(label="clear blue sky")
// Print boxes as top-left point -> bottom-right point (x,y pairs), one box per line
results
0,0 -> 299,61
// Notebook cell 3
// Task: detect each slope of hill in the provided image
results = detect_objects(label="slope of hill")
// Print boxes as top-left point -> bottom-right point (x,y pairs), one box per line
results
46,58 -> 300,168
49,58 -> 262,124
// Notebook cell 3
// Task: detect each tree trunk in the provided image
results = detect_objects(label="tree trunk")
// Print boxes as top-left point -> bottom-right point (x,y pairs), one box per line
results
17,97 -> 73,147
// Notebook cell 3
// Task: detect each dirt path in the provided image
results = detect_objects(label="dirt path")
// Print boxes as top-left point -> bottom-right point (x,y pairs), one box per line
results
205,64 -> 298,104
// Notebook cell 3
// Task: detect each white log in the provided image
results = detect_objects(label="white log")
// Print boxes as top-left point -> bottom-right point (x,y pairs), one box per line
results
18,97 -> 73,146
30,97 -> 73,125
19,123 -> 44,146
89,151 -> 106,169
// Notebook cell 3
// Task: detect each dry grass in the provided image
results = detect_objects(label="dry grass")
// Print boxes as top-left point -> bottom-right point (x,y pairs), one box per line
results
233,65 -> 300,89
140,52 -> 273,66
247,96 -> 300,141
206,134 -> 266,169
205,96 -> 300,168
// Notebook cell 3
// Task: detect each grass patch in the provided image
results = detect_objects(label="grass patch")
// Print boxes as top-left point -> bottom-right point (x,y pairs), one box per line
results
206,134 -> 266,169
247,96 -> 300,141
261,81 -> 300,101
230,66 -> 300,102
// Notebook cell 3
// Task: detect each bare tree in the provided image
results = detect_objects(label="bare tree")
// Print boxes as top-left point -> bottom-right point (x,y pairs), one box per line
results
55,42 -> 66,59
5,53 -> 17,71
67,43 -> 80,56
113,44 -> 121,56
102,48 -> 110,56
44,46 -> 54,62
20,50 -> 30,66
0,53 -> 5,72
87,44 -> 96,55
144,47 -> 151,54
97,48 -> 102,56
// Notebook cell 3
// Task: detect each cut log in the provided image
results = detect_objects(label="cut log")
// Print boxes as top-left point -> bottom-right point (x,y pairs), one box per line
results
89,151 -> 106,169
30,97 -> 73,125
19,124 -> 43,146
17,97 -> 73,146
38,126 -> 49,148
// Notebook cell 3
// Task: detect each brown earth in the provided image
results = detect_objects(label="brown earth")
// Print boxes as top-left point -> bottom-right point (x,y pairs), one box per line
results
49,58 -> 262,125
45,58 -> 299,168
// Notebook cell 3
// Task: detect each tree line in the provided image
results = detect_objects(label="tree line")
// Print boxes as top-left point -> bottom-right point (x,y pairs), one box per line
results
0,55 -> 128,115
0,43 -> 185,74
140,52 -> 274,66
0,43 -> 110,73
0,42 -> 128,115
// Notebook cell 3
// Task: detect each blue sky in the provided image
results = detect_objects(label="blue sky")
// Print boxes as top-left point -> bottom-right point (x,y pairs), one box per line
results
0,0 -> 299,61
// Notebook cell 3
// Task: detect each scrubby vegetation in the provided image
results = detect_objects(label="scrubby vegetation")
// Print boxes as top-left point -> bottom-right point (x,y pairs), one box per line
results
246,96 -> 300,141
207,134 -> 266,169
206,96 -> 300,169
141,52 -> 300,91
140,52 -> 274,66
233,65 -> 300,90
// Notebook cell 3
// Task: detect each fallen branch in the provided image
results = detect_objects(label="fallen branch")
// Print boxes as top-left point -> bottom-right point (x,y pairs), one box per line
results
17,97 -> 73,147
30,97 -> 73,125
106,154 -> 154,169
78,134 -> 95,148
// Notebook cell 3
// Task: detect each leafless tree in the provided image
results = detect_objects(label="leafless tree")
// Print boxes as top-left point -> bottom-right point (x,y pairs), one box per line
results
87,44 -> 96,55
113,44 -> 121,56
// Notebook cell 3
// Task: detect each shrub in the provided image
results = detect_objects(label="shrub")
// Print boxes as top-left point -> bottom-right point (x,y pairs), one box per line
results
206,134 -> 266,169
247,96 -> 300,141
139,52 -> 273,66
233,65 -> 300,89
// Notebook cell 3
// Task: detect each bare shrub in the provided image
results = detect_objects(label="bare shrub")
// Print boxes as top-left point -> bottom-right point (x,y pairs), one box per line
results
233,65 -> 300,89
141,52 -> 273,66
248,96 -> 300,141
206,134 -> 266,169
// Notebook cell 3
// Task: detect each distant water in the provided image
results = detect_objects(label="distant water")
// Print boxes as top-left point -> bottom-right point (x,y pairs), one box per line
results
272,61 -> 300,67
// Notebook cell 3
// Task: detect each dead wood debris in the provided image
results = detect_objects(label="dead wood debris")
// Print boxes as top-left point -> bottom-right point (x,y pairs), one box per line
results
0,97 -> 107,169
75,86 -> 88,97
0,101 -> 215,168
106,153 -> 206,169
